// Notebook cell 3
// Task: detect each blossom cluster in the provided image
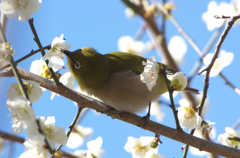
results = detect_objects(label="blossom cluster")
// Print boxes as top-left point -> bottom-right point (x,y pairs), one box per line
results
2,30 -> 105,157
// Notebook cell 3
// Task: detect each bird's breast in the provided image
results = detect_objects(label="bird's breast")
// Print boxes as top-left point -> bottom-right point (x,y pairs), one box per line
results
85,71 -> 168,114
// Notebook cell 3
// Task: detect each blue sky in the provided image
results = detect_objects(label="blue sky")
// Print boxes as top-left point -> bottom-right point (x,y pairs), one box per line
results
1,0 -> 240,158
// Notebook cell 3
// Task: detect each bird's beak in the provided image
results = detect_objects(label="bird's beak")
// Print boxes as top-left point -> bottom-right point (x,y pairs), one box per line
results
61,49 -> 76,63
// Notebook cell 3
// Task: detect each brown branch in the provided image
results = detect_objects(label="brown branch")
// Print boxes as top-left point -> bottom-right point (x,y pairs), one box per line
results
0,130 -> 79,158
1,61 -> 240,157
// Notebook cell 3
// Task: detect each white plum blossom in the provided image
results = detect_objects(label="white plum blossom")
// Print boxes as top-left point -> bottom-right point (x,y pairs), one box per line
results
218,127 -> 240,149
124,136 -> 160,158
179,94 -> 210,117
39,116 -> 68,149
178,104 -> 202,129
86,137 -> 104,158
150,100 -> 165,122
51,72 -> 75,100
30,58 -> 60,78
6,80 -> 43,104
140,56 -> 159,91
170,72 -> 187,91
202,1 -> 236,31
0,42 -> 15,61
27,116 -> 68,149
73,137 -> 104,158
200,50 -> 234,77
118,36 -> 145,56
66,125 -> 93,149
168,36 -> 187,65
20,134 -> 51,158
58,72 -> 75,89
1,0 -> 42,21
42,34 -> 71,70
6,96 -> 36,133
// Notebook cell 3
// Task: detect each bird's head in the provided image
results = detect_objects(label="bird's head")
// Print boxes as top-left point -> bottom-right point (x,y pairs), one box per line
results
61,47 -> 111,89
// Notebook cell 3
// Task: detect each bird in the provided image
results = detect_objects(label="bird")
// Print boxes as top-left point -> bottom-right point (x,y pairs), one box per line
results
62,47 -> 198,121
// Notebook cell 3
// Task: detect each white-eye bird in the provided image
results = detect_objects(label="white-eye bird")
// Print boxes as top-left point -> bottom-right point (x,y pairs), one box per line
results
62,47 -> 198,119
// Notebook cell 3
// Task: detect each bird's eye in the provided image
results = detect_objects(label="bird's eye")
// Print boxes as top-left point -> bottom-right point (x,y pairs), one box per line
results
74,61 -> 81,69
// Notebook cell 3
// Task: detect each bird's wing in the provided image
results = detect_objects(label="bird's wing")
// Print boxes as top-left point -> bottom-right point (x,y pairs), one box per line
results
105,52 -> 199,94
105,52 -> 145,74
105,52 -> 178,75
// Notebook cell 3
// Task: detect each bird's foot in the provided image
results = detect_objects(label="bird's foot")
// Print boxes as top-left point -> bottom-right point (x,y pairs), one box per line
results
97,105 -> 122,118
105,105 -> 113,112
139,112 -> 150,128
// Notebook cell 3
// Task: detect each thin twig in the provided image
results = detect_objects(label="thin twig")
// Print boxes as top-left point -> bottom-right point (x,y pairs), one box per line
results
0,22 -> 29,100
156,3 -> 204,58
0,45 -> 50,71
36,118 -> 54,154
54,107 -> 83,152
188,23 -> 225,83
183,15 -> 240,158
219,72 -> 240,95
28,19 -> 59,85
214,15 -> 232,19
77,108 -> 89,124
162,66 -> 181,130
198,15 -> 240,114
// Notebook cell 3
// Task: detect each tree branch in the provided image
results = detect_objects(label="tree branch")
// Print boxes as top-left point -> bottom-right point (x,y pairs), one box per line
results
1,60 -> 240,157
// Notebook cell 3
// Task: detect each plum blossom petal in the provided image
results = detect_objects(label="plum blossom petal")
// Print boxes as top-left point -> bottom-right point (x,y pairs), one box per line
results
140,57 -> 159,91
42,34 -> 71,70
1,0 -> 42,21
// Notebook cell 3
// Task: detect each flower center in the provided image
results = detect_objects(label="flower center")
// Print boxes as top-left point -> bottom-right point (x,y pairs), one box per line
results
41,65 -> 51,78
15,81 -> 34,96
136,144 -> 148,152
148,70 -> 155,79
183,106 -> 195,119
43,125 -> 54,139
52,46 -> 65,58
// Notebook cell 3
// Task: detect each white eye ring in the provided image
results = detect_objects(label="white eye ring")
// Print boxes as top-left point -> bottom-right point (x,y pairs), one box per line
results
74,61 -> 81,69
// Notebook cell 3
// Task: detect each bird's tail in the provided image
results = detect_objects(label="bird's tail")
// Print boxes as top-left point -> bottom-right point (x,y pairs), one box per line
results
183,87 -> 200,94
